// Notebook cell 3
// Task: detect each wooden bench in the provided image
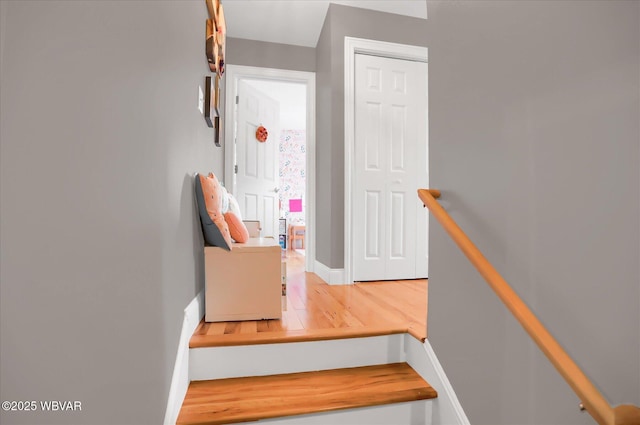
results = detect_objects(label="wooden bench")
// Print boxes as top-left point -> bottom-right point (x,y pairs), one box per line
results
205,237 -> 282,322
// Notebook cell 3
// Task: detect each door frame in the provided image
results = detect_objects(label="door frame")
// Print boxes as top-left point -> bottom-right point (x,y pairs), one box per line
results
344,37 -> 428,285
225,65 -> 316,272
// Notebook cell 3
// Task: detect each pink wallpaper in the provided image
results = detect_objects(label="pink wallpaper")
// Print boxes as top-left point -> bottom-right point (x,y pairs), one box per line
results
279,129 -> 306,224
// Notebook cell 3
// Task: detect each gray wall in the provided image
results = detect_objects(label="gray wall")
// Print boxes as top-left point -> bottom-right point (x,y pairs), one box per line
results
0,1 -> 218,424
315,4 -> 429,268
226,37 -> 316,73
425,1 -> 640,424
315,7 -> 335,269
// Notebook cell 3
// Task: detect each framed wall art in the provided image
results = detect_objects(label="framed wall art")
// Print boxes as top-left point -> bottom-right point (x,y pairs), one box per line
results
205,0 -> 226,76
204,0 -> 225,147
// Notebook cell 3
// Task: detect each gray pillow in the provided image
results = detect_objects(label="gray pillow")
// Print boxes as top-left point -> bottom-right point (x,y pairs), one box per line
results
194,173 -> 231,251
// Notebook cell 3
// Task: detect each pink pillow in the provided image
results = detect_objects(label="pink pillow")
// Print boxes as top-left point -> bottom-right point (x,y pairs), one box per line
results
198,173 -> 233,249
224,212 -> 249,243
199,173 -> 223,216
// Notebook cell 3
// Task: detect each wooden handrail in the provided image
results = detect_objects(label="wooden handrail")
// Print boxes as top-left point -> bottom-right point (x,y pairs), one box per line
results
418,188 -> 640,425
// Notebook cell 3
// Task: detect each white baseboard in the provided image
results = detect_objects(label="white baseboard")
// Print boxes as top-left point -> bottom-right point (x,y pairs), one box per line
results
163,290 -> 204,425
404,336 -> 469,425
423,339 -> 469,425
313,260 -> 347,285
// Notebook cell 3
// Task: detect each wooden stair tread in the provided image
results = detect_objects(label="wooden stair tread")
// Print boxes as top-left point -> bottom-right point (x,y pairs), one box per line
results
176,362 -> 437,425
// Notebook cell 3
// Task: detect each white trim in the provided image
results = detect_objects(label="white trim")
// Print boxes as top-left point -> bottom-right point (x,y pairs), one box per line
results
313,260 -> 347,285
224,65 -> 316,274
423,339 -> 470,424
163,290 -> 204,425
404,335 -> 470,425
344,37 -> 428,284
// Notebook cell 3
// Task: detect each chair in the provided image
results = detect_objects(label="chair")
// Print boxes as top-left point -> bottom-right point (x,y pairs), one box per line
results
289,225 -> 305,250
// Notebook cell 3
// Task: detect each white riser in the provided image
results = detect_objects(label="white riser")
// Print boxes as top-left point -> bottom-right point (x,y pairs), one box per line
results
235,400 -> 434,425
190,334 -> 404,381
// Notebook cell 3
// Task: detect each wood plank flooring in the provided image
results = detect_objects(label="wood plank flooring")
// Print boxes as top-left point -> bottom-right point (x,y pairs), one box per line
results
190,251 -> 427,347
176,362 -> 437,425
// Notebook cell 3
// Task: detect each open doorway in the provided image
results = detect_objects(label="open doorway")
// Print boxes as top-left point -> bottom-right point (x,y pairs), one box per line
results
242,79 -> 307,256
224,65 -> 316,273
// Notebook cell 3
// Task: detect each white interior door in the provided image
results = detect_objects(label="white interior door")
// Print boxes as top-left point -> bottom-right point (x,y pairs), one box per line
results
235,80 -> 280,238
353,53 -> 428,281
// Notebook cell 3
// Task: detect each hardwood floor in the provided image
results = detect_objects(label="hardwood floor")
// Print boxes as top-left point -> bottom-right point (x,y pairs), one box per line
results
190,250 -> 427,347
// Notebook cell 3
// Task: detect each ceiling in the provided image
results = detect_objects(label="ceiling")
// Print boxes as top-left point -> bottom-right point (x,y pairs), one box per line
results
222,1 -> 427,47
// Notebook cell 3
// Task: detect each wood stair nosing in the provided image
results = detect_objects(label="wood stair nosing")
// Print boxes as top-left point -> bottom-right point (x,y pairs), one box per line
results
177,362 -> 437,425
189,324 -> 410,348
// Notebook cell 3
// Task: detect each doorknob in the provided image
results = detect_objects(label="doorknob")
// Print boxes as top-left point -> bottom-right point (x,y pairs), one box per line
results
273,187 -> 280,193
393,179 -> 403,184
